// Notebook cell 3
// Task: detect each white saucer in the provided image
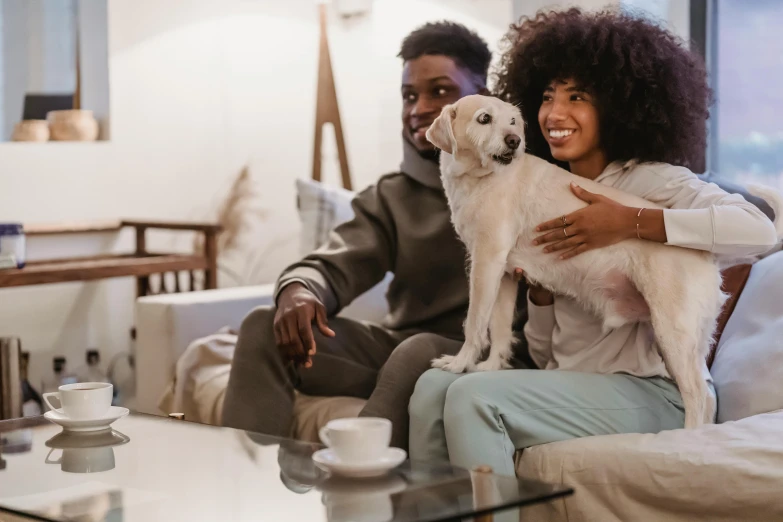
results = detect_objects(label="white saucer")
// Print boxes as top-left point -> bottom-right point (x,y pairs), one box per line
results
320,474 -> 408,496
45,429 -> 130,449
312,448 -> 406,478
44,406 -> 129,432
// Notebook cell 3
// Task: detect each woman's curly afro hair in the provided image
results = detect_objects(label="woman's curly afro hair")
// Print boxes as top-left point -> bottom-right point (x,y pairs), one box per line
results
494,8 -> 711,171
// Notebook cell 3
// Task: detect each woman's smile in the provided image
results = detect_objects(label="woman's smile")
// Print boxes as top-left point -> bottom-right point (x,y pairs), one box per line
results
546,127 -> 577,146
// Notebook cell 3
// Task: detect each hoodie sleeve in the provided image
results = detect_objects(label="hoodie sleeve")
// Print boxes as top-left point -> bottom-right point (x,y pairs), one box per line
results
637,164 -> 779,256
274,182 -> 395,315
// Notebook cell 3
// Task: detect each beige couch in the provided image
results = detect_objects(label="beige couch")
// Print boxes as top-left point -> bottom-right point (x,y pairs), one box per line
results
135,175 -> 783,520
136,249 -> 783,521
134,277 -> 388,432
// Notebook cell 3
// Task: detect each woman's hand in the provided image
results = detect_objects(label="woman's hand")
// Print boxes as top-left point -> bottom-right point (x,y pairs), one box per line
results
513,268 -> 554,306
532,182 -> 637,260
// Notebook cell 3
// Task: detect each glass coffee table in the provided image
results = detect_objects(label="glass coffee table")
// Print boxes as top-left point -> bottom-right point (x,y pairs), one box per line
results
0,413 -> 572,521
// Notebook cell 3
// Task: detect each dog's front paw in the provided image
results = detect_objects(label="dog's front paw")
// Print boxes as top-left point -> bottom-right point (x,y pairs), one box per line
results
431,352 -> 476,374
431,354 -> 456,369
475,357 -> 513,372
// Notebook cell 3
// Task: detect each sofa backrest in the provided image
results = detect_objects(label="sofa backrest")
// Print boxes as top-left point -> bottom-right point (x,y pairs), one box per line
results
710,250 -> 783,422
296,178 -> 390,322
710,175 -> 776,221
708,263 -> 753,368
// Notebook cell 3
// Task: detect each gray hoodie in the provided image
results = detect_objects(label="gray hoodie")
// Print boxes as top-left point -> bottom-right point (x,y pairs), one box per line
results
275,139 -> 472,339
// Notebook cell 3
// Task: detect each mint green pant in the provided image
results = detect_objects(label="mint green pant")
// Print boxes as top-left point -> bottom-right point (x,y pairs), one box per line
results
408,368 -> 685,477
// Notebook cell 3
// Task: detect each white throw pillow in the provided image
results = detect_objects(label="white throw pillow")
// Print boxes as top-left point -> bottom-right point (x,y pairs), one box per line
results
711,250 -> 783,422
293,178 -> 391,323
295,178 -> 356,257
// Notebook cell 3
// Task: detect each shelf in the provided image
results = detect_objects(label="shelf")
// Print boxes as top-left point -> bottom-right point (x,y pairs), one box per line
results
0,253 -> 209,288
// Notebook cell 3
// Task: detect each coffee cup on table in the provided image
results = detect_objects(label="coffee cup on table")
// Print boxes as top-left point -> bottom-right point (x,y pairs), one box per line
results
319,417 -> 392,463
43,382 -> 113,420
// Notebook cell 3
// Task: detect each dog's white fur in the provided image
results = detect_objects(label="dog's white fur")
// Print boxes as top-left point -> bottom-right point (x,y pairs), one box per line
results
426,95 -> 783,429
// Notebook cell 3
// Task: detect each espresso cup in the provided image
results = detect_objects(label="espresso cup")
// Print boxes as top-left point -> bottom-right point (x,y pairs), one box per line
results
319,417 -> 391,463
43,382 -> 113,420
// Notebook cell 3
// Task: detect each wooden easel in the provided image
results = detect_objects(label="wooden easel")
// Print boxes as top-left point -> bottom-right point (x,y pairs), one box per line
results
312,2 -> 352,190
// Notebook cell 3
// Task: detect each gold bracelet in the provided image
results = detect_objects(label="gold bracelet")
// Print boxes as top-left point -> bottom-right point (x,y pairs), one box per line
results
636,208 -> 645,239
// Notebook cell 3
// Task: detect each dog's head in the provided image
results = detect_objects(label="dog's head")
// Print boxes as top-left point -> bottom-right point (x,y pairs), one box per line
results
425,95 -> 524,172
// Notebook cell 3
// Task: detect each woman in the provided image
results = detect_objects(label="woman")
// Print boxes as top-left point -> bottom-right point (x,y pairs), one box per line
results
408,8 -> 779,476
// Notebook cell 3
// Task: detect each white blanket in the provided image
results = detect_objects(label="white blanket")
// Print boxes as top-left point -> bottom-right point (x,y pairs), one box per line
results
516,409 -> 783,521
157,329 -> 366,440
158,328 -> 235,425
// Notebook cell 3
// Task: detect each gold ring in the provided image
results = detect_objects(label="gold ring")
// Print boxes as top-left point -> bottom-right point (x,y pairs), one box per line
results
563,227 -> 569,238
561,215 -> 568,226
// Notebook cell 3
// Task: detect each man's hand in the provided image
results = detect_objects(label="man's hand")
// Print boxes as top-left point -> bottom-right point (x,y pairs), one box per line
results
513,268 -> 554,306
273,283 -> 335,368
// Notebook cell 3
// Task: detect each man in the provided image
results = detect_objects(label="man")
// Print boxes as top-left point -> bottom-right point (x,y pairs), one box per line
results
222,22 -> 529,449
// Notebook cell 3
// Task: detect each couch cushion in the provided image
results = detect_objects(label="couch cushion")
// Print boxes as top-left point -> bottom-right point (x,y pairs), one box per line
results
295,178 -> 355,257
295,177 -> 392,324
711,250 -> 783,422
292,394 -> 366,443
707,263 -> 753,368
516,409 -> 783,522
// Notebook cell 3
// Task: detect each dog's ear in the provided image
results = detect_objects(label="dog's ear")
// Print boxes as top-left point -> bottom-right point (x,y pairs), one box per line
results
426,104 -> 457,154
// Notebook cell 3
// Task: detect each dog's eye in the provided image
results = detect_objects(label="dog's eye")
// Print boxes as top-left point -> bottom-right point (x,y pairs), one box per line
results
477,113 -> 491,125
510,118 -> 516,125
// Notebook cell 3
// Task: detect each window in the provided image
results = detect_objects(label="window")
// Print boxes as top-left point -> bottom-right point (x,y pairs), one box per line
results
1,0 -> 109,141
709,0 -> 783,189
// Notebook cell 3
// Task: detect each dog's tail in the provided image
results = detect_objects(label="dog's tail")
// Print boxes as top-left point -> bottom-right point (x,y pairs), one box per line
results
747,183 -> 783,239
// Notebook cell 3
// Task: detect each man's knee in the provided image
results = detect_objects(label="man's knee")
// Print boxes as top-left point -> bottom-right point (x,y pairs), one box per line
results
387,333 -> 458,372
240,305 -> 275,333
235,305 -> 277,357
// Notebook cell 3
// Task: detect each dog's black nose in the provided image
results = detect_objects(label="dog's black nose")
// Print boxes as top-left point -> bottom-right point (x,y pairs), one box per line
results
504,134 -> 521,150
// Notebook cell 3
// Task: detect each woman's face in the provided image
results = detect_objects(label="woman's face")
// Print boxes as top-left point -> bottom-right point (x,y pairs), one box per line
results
537,79 -> 603,167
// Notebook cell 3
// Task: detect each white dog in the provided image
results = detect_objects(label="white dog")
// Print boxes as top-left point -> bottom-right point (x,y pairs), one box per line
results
425,94 -> 783,428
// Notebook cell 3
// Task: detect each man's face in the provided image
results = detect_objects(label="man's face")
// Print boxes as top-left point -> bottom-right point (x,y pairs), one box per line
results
401,55 -> 486,153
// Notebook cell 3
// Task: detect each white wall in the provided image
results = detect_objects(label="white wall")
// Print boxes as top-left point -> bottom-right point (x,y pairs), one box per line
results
512,0 -> 617,20
0,6 -> 4,138
512,0 -> 689,41
620,0 -> 689,41
0,0 -> 512,392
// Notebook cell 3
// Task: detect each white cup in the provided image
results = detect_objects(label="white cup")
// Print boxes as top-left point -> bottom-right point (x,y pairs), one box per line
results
323,475 -> 405,522
43,382 -> 113,420
46,446 -> 115,473
319,417 -> 391,463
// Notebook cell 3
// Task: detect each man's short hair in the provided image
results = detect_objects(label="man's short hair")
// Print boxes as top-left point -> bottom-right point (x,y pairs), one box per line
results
398,22 -> 491,83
